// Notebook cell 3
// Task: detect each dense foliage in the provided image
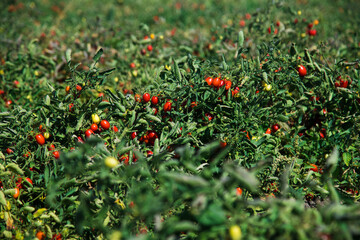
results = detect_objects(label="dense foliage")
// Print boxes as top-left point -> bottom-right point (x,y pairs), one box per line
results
1,0 -> 360,239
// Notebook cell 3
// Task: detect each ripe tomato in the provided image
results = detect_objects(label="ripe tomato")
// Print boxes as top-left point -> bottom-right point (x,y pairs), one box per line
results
113,125 -> 119,132
151,96 -> 159,105
6,148 -> 13,154
297,65 -> 307,77
147,130 -> 158,145
13,187 -> 20,199
271,124 -> 280,132
5,100 -> 12,108
205,113 -> 214,121
130,62 -> 136,68
36,231 -> 46,240
131,132 -> 137,139
205,77 -> 213,86
147,45 -> 153,51
76,85 -> 82,91
53,151 -> 60,159
85,129 -> 94,138
308,29 -> 317,36
220,140 -> 227,148
212,77 -> 221,88
265,128 -> 272,134
163,102 -> 172,112
25,177 -> 33,186
310,164 -> 318,172
35,134 -> 46,145
69,103 -> 74,112
225,80 -> 232,90
48,144 -> 55,151
100,120 -> 110,130
143,93 -> 151,103
91,113 -> 100,124
90,123 -> 98,132
140,49 -> 146,55
147,150 -> 153,157
319,128 -> 326,138
236,187 -> 243,196
65,85 -> 70,93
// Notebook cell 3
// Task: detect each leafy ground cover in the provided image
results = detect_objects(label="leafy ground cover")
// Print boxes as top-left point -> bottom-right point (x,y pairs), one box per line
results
1,0 -> 360,239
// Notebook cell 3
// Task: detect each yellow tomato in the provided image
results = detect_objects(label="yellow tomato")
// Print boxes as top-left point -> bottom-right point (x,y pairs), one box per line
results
264,84 -> 272,91
105,156 -> 118,168
229,225 -> 242,240
44,132 -> 50,139
92,114 -> 100,124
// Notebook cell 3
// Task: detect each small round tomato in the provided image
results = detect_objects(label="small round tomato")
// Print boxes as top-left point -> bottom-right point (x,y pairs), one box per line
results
265,128 -> 272,134
205,77 -> 213,86
229,225 -> 242,240
163,102 -> 172,112
65,85 -> 70,93
130,62 -> 136,68
53,151 -> 60,159
104,156 -> 118,168
76,85 -> 82,91
131,132 -> 137,139
308,29 -> 317,36
13,187 -> 20,199
147,45 -> 153,51
85,129 -> 94,138
113,125 -> 119,132
6,148 -> 13,154
69,103 -> 74,112
212,77 -> 221,88
225,80 -> 232,90
151,96 -> 159,105
48,144 -> 55,151
90,123 -> 98,132
77,136 -> 84,143
43,132 -> 50,139
100,120 -> 110,130
147,150 -> 153,157
220,140 -> 227,148
264,84 -> 272,91
35,134 -> 45,145
91,113 -> 100,124
310,164 -> 318,172
236,187 -> 243,196
297,65 -> 307,77
134,94 -> 141,102
5,100 -> 12,108
25,177 -> 33,186
205,113 -> 214,121
143,93 -> 151,103
147,130 -> 158,145
271,123 -> 280,132
36,231 -> 45,240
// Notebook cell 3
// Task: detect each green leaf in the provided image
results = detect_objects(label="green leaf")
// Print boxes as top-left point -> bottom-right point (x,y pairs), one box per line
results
342,152 -> 352,166
197,203 -> 226,226
66,49 -> 72,63
76,113 -> 85,131
93,48 -> 103,62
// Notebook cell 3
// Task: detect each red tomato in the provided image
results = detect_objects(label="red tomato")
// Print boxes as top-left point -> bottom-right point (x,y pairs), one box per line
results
205,113 -> 214,121
113,125 -> 119,132
205,77 -> 213,86
212,77 -> 221,88
310,164 -> 318,172
130,62 -> 136,68
26,177 -> 33,185
100,120 -> 110,130
6,148 -> 13,154
48,144 -> 55,151
147,150 -> 153,157
151,96 -> 159,105
163,102 -> 172,112
85,129 -> 94,138
219,79 -> 225,88
307,23 -> 313,29
90,123 -> 98,132
140,49 -> 146,55
152,107 -> 158,115
220,140 -> 227,148
35,134 -> 45,145
225,80 -> 232,90
147,45 -> 153,51
236,187 -> 243,196
147,130 -> 158,145
65,85 -> 70,93
53,151 -> 60,159
340,79 -> 348,88
69,103 -> 74,112
143,93 -> 151,103
36,231 -> 45,240
297,65 -> 307,77
271,124 -> 280,132
13,187 -> 20,199
265,128 -> 272,134
131,132 -> 137,139
134,94 -> 141,102
5,100 -> 12,108
76,85 -> 82,91
308,29 -> 317,36
319,128 -> 326,138
267,27 -> 271,34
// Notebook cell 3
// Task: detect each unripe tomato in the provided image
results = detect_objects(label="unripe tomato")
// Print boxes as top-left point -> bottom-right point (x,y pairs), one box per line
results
44,132 -> 50,139
13,187 -> 20,199
35,134 -> 45,145
104,156 -> 118,168
297,65 -> 307,77
92,114 -> 100,124
163,102 -> 172,112
229,225 -> 242,240
264,84 -> 272,91
90,123 -> 98,132
212,77 -> 221,88
53,151 -> 60,159
85,129 -> 94,138
143,93 -> 151,103
205,77 -> 213,86
151,96 -> 159,105
100,120 -> 110,130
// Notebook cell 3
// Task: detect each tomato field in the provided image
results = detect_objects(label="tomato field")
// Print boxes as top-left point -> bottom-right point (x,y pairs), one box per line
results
1,0 -> 360,239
